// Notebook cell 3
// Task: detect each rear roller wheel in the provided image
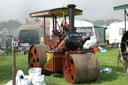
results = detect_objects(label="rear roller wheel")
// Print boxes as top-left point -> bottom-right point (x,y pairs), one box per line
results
63,53 -> 100,84
28,45 -> 49,73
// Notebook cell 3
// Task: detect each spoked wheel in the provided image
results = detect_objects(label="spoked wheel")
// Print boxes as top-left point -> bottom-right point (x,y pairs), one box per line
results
63,53 -> 100,84
28,45 -> 49,72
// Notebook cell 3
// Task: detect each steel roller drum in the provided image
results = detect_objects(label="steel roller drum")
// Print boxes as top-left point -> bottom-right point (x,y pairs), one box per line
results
28,45 -> 49,72
63,53 -> 100,84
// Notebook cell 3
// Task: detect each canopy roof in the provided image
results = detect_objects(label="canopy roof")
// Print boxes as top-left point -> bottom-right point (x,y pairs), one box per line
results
113,4 -> 128,11
29,7 -> 82,18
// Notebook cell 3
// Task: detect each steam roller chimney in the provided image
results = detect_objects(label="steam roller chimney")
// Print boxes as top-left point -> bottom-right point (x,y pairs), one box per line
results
68,4 -> 76,32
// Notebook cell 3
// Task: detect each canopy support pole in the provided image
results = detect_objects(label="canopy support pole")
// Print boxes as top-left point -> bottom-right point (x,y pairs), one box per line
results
52,15 -> 55,35
44,16 -> 45,36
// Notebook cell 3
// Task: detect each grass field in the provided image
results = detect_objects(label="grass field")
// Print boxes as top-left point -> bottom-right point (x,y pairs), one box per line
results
0,46 -> 128,85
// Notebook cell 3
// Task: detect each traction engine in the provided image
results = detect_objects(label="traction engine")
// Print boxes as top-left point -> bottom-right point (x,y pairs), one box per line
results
28,4 -> 100,84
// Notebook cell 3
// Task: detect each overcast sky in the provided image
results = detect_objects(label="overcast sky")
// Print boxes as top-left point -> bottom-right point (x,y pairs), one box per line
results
0,0 -> 128,21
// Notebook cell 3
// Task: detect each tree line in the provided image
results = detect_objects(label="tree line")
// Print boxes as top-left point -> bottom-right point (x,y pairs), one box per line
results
0,20 -> 22,32
0,18 -> 122,33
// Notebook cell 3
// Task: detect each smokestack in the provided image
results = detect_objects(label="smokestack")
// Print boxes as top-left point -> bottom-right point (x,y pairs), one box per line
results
68,4 -> 76,32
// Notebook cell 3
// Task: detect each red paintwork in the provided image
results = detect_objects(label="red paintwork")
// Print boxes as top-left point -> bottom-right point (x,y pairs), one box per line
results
93,48 -> 99,52
28,46 -> 39,67
43,34 -> 94,74
54,53 -> 65,72
44,36 -> 59,49
63,54 -> 76,83
68,49 -> 94,54
57,40 -> 67,51
44,53 -> 65,72
44,57 -> 54,71
43,35 -> 67,72
44,50 -> 94,72
44,35 -> 68,52
66,24 -> 69,29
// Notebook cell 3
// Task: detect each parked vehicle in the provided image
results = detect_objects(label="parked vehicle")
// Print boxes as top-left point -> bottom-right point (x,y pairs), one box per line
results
75,20 -> 97,49
12,29 -> 40,54
0,32 -> 5,48
5,33 -> 12,53
109,21 -> 128,47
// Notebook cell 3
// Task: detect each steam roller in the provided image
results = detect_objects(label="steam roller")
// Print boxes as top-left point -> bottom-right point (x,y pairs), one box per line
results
28,4 -> 100,84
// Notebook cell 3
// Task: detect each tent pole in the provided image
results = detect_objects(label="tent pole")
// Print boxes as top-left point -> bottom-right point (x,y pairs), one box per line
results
124,9 -> 127,32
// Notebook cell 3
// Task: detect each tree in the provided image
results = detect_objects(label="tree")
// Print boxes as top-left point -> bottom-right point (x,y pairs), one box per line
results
0,20 -> 22,32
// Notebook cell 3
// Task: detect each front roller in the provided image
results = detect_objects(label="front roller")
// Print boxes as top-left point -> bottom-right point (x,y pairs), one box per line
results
28,45 -> 49,72
63,53 -> 100,84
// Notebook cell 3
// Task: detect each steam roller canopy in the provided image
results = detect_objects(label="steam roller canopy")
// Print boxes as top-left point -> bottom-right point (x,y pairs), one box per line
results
28,45 -> 48,72
63,53 -> 100,84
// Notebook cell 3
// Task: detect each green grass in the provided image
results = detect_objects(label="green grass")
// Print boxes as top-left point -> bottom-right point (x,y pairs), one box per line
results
0,53 -> 28,85
0,46 -> 128,85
